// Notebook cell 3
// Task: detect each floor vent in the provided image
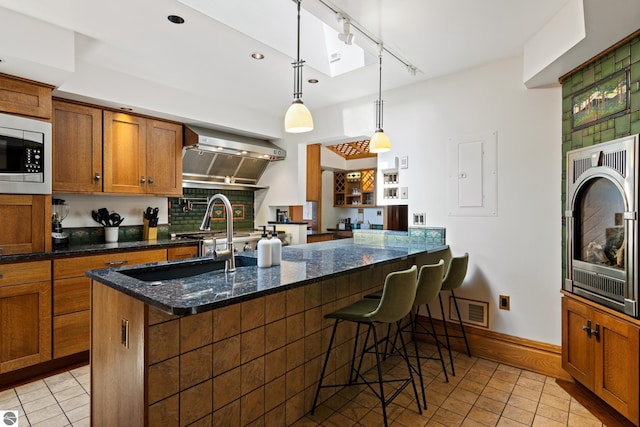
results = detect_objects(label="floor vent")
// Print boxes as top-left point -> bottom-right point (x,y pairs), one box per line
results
449,297 -> 489,328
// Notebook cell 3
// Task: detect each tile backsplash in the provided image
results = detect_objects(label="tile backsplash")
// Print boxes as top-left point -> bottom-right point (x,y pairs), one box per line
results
169,188 -> 255,233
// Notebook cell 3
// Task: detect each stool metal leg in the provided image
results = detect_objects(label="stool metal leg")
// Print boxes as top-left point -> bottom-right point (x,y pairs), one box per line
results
408,310 -> 427,409
311,319 -> 340,414
424,304 -> 449,383
370,323 -> 389,427
450,289 -> 471,357
438,292 -> 456,376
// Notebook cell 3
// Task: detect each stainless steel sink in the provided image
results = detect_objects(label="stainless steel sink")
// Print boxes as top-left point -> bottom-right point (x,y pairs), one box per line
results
120,256 -> 257,282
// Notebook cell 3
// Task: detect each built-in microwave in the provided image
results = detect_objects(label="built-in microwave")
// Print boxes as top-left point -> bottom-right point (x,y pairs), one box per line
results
0,112 -> 51,194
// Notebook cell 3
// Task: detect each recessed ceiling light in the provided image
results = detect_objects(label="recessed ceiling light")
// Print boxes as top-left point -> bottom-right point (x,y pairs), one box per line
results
251,52 -> 265,60
0,59 -> 4,63
308,78 -> 319,84
167,15 -> 185,24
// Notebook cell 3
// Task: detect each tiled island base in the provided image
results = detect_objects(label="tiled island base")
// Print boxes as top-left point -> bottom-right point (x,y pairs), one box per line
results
91,255 -> 432,426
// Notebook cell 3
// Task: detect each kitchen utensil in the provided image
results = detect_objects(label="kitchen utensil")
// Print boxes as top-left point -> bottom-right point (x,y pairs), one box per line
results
91,210 -> 101,225
98,208 -> 111,226
110,213 -> 121,227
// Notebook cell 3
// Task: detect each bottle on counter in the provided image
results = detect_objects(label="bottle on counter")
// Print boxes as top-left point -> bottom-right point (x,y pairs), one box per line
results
257,226 -> 272,268
271,225 -> 282,266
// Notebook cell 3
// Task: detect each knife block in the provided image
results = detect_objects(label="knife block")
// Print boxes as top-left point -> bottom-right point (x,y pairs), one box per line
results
143,218 -> 157,240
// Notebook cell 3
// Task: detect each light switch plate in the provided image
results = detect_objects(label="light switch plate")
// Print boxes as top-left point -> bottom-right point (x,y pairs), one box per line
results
400,187 -> 408,199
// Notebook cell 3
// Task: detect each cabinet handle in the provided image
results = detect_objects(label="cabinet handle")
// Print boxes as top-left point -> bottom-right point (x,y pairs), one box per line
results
95,172 -> 101,183
140,176 -> 146,184
0,248 -> 3,254
592,323 -> 600,341
105,260 -> 129,266
582,320 -> 592,337
0,273 -> 3,279
148,176 -> 154,185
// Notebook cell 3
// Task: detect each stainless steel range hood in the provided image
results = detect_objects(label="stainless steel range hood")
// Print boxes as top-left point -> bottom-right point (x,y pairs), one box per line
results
182,125 -> 286,190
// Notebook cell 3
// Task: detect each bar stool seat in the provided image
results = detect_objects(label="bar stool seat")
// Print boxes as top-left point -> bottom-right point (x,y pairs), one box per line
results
311,265 -> 421,427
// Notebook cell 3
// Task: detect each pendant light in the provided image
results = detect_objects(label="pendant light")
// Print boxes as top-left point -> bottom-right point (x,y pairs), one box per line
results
369,47 -> 391,153
284,0 -> 313,133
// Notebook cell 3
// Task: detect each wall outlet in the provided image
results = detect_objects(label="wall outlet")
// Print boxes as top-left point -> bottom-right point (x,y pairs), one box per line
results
499,295 -> 510,310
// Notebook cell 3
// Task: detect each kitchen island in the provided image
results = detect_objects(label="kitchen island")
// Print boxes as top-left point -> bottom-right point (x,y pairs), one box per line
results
87,239 -> 447,426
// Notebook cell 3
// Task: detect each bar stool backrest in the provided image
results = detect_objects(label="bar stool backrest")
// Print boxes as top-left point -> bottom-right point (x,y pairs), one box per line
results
414,260 -> 445,306
441,253 -> 469,292
367,265 -> 417,323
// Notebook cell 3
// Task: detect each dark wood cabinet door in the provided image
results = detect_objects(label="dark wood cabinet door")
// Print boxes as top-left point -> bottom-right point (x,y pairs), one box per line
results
103,111 -> 147,194
146,119 -> 182,196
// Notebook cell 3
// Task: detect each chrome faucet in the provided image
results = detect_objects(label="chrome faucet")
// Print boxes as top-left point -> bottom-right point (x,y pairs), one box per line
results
200,193 -> 235,272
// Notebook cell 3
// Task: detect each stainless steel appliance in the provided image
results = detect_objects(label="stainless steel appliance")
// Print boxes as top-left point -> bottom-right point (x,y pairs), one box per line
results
182,125 -> 286,190
0,112 -> 51,194
565,134 -> 639,317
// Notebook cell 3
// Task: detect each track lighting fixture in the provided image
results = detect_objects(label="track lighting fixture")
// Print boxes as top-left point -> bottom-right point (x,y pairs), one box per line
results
337,14 -> 354,45
284,0 -> 314,133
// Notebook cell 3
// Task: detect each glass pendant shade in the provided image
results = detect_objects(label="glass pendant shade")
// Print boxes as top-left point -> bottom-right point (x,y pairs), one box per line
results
369,129 -> 391,153
285,99 -> 314,133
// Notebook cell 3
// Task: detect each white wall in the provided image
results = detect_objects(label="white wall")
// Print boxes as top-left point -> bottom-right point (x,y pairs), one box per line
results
379,56 -> 561,345
261,54 -> 562,345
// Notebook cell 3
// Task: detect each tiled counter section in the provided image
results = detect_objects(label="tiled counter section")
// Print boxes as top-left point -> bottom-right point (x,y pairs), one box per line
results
88,239 -> 448,426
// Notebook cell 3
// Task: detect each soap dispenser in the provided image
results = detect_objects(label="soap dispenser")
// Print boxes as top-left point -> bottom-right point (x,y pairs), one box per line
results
257,226 -> 272,268
271,226 -> 282,266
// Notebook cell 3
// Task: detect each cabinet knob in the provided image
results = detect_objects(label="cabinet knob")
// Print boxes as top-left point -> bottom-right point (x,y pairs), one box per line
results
140,176 -> 146,185
95,172 -> 101,183
148,176 -> 154,185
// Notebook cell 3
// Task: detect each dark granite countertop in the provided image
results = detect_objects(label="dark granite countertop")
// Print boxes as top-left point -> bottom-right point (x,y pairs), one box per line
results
0,239 -> 198,263
86,239 -> 448,315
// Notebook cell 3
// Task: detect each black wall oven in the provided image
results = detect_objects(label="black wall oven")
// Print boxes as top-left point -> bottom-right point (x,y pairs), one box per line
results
0,112 -> 51,194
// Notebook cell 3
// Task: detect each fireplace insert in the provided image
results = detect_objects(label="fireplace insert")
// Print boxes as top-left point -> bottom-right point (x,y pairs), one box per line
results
565,134 -> 639,317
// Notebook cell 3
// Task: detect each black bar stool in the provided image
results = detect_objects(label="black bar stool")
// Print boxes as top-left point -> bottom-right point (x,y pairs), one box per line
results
311,265 -> 421,427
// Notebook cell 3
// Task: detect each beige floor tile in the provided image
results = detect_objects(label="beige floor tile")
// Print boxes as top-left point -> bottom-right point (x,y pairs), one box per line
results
72,417 -> 91,427
511,383 -> 542,401
542,380 -> 571,399
516,376 -> 545,391
506,394 -> 538,413
22,394 -> 57,413
430,407 -> 465,426
569,399 -> 601,421
497,417 -> 529,426
440,395 -> 473,417
449,387 -> 479,406
501,404 -> 535,425
480,386 -> 511,404
474,395 -> 506,415
16,383 -> 50,403
520,370 -> 546,383
65,404 -> 90,423
53,384 -> 86,403
532,414 -> 567,426
0,393 -> 20,409
535,402 -> 569,424
25,402 -> 65,425
0,388 -> 16,400
58,393 -> 90,413
539,391 -> 570,411
496,364 -> 522,375
15,380 -> 47,396
568,412 -> 603,427
492,370 -> 519,385
486,377 -> 516,394
31,412 -> 69,427
466,406 -> 500,426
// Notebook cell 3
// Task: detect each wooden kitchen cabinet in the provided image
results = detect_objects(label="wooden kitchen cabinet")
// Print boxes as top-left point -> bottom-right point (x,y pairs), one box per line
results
103,111 -> 183,196
52,100 -> 103,192
562,293 -> 639,424
167,245 -> 198,260
0,260 -> 52,373
306,143 -> 321,201
334,169 -> 376,207
0,194 -> 51,255
0,73 -> 53,119
52,248 -> 167,358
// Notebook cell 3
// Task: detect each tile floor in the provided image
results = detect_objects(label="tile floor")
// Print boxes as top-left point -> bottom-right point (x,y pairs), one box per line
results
0,343 -> 623,426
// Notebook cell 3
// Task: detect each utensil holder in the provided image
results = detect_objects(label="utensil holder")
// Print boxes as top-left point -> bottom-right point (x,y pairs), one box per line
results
143,218 -> 157,240
105,226 -> 119,243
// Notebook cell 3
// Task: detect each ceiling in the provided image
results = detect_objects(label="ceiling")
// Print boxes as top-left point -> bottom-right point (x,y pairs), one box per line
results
0,0 -> 638,139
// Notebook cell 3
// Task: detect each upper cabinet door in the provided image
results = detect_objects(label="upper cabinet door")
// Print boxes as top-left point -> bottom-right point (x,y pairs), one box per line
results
103,111 -> 147,194
0,74 -> 52,119
52,100 -> 103,192
146,119 -> 183,196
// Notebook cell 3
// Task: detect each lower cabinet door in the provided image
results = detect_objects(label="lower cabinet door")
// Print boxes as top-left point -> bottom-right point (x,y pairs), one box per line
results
0,281 -> 52,373
54,310 -> 90,358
